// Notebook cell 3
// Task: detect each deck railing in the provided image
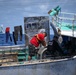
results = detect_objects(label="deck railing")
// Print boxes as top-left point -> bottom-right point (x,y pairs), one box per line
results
0,44 -> 26,51
51,12 -> 76,36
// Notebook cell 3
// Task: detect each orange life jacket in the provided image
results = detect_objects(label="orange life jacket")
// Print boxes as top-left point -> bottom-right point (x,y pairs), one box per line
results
35,34 -> 42,43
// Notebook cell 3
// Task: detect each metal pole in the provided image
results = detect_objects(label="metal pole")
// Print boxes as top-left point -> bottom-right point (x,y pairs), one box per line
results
72,20 -> 74,37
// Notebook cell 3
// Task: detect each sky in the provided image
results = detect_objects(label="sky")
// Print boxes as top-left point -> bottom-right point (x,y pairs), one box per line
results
0,0 -> 76,33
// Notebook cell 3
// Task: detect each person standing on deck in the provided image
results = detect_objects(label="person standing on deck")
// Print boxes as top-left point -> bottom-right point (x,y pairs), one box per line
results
51,35 -> 64,56
5,27 -> 12,43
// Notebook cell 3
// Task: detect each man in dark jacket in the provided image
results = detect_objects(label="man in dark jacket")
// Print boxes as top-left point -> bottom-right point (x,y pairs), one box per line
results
48,35 -> 64,56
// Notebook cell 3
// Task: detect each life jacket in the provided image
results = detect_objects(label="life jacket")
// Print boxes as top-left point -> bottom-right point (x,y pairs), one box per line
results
34,34 -> 42,43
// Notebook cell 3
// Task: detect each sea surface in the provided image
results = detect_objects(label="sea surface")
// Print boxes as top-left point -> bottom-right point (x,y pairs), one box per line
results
0,33 -> 53,46
0,34 -> 25,46
0,33 -> 54,46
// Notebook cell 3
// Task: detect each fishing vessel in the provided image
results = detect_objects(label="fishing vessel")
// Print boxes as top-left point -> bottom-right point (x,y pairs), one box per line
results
0,6 -> 76,75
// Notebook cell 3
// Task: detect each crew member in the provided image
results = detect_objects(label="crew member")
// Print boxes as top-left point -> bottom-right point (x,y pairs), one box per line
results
28,32 -> 47,60
5,27 -> 12,43
51,35 -> 64,56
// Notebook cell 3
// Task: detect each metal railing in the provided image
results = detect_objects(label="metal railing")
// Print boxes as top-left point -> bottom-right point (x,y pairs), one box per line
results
51,12 -> 76,37
0,44 -> 26,51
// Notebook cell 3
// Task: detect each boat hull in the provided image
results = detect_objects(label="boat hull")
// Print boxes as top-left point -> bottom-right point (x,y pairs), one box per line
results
0,57 -> 76,75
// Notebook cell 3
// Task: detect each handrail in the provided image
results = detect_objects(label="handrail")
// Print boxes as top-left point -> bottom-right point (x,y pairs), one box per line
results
57,16 -> 75,21
0,44 -> 26,51
61,12 -> 76,15
52,12 -> 76,26
51,12 -> 76,37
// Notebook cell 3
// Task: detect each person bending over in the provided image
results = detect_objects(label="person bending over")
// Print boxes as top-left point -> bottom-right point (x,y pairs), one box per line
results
28,32 -> 47,60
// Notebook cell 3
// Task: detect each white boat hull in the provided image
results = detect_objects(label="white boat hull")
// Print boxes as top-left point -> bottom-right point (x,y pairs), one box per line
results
61,30 -> 76,37
0,57 -> 76,75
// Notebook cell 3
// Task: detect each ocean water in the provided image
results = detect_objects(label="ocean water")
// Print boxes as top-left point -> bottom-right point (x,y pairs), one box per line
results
0,33 -> 54,46
0,34 -> 25,46
0,23 -> 54,46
